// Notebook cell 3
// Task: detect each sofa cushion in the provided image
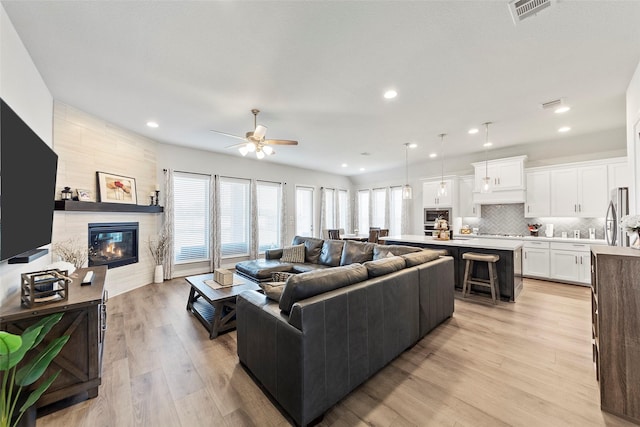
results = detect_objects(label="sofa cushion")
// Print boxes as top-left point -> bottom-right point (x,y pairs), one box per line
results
279,263 -> 368,313
373,244 -> 422,260
291,236 -> 324,264
363,256 -> 406,278
272,271 -> 295,282
340,240 -> 375,265
318,239 -> 345,266
280,244 -> 305,263
259,282 -> 286,302
401,249 -> 441,267
291,263 -> 330,273
235,259 -> 294,281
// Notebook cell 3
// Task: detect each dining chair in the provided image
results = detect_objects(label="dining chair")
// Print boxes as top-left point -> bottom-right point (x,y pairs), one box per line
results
328,229 -> 341,240
368,228 -> 381,243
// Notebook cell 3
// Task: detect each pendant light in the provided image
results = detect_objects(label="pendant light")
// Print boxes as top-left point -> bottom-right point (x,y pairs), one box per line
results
481,122 -> 492,193
438,133 -> 447,196
402,143 -> 413,199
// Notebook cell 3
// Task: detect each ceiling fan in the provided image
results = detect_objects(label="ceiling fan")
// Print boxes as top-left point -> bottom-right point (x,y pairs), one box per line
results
210,109 -> 298,159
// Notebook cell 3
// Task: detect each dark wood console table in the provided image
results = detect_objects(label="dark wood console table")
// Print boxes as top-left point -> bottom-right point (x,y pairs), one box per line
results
0,266 -> 108,409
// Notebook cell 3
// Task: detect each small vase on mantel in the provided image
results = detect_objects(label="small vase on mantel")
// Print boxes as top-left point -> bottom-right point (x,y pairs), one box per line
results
154,265 -> 164,283
631,231 -> 640,250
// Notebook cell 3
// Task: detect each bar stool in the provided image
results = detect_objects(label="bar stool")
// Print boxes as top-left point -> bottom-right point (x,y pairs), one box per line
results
462,252 -> 500,304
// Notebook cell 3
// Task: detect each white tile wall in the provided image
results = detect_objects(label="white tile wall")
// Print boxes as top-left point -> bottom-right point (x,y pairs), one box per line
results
52,102 -> 161,297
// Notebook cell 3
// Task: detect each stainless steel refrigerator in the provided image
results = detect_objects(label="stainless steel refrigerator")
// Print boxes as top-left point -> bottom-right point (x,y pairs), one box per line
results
605,187 -> 629,246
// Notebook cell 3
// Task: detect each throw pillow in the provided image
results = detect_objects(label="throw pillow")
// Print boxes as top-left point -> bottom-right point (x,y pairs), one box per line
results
272,271 -> 295,282
259,282 -> 286,302
280,244 -> 305,263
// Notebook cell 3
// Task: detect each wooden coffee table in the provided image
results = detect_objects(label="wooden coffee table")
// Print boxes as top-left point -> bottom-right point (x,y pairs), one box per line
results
185,272 -> 260,339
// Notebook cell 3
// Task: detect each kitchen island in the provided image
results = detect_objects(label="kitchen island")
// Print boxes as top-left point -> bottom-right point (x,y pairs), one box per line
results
383,235 -> 523,302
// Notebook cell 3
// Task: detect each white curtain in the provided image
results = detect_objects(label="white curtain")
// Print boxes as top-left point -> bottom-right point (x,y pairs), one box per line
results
210,175 -> 221,271
319,187 -> 326,238
346,190 -> 352,234
162,169 -> 175,280
250,179 -> 259,259
353,191 -> 359,234
384,187 -> 391,229
280,182 -> 287,247
401,198 -> 411,235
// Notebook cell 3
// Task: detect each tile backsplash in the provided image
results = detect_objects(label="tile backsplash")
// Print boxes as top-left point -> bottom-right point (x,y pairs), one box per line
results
461,203 -> 606,239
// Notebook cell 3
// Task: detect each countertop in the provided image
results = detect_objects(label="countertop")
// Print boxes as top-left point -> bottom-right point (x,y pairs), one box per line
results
384,235 -> 524,251
453,233 -> 606,245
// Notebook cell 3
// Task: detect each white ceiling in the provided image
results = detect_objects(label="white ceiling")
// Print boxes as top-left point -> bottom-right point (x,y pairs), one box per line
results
3,1 -> 640,176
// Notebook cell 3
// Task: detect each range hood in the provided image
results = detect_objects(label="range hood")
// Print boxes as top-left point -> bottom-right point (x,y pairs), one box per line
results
473,189 -> 526,205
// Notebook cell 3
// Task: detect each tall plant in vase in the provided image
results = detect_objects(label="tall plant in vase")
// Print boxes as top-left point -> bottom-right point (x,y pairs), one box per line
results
148,234 -> 168,283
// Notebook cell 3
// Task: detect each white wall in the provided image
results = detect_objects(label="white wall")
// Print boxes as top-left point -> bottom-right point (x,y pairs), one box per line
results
156,143 -> 353,275
627,59 -> 640,214
0,4 -> 54,306
351,127 -> 627,234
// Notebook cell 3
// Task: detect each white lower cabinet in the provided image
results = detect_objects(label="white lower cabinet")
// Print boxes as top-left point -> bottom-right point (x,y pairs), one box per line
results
549,242 -> 591,285
523,241 -> 550,278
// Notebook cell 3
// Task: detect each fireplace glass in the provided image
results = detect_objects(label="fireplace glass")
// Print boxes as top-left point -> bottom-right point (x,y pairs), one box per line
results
88,222 -> 138,269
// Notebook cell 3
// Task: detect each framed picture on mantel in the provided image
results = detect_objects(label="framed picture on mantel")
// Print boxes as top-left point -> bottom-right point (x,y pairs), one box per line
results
96,171 -> 137,205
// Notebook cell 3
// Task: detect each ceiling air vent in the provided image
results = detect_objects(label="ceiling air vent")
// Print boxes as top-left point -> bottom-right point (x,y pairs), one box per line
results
508,0 -> 553,24
541,98 -> 563,110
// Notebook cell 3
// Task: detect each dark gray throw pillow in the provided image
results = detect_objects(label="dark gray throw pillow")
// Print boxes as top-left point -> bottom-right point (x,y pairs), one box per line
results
340,240 -> 375,265
363,256 -> 406,278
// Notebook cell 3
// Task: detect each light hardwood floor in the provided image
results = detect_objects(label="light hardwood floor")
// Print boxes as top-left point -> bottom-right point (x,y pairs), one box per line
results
38,278 -> 635,427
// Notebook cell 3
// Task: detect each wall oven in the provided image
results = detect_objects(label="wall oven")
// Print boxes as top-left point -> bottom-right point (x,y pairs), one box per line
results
424,208 -> 452,235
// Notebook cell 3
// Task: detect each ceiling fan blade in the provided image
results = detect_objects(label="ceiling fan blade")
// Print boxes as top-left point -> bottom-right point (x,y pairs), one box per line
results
225,142 -> 248,149
265,139 -> 298,146
210,129 -> 246,141
254,125 -> 267,140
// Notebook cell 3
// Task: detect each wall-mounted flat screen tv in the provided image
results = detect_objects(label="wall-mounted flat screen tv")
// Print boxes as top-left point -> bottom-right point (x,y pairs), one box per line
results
1,98 -> 58,261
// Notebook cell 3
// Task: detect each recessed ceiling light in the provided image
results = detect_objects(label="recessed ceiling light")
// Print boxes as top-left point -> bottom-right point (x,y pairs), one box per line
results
558,126 -> 571,133
468,128 -> 479,134
555,106 -> 571,114
383,90 -> 397,99
341,163 -> 348,168
146,121 -> 159,128
359,167 -> 366,172
408,143 -> 418,148
429,153 -> 437,158
483,142 -> 493,147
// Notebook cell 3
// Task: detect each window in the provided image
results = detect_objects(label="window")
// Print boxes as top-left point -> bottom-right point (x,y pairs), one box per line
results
338,189 -> 348,232
389,186 -> 403,236
357,190 -> 370,233
257,181 -> 281,252
220,177 -> 250,257
371,188 -> 386,228
296,186 -> 314,237
173,172 -> 210,263
324,188 -> 336,229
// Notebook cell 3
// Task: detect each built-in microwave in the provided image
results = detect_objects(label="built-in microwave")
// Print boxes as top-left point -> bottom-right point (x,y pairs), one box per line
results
424,208 -> 452,237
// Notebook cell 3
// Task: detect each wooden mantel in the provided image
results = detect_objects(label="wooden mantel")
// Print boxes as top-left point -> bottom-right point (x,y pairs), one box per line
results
54,200 -> 163,213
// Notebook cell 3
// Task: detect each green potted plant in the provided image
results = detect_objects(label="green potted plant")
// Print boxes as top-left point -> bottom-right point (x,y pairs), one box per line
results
0,313 -> 69,427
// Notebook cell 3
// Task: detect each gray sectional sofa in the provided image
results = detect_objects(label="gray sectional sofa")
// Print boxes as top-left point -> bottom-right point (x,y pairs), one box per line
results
235,236 -> 455,426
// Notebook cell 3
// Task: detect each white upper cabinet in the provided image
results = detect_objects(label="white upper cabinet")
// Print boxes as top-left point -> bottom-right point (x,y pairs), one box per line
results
525,171 -> 550,217
423,178 -> 455,208
457,176 -> 480,217
550,164 -> 608,217
473,156 -> 526,192
608,159 -> 630,191
472,156 -> 527,204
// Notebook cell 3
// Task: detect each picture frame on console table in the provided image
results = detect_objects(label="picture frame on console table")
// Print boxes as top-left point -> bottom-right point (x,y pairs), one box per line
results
96,171 -> 137,204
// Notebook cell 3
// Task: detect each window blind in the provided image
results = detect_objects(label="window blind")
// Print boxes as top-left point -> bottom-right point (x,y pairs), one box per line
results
173,172 -> 210,263
257,181 -> 281,252
220,177 -> 250,257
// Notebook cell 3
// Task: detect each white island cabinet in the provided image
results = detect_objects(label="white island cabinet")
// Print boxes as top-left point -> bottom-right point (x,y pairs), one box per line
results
550,242 -> 591,285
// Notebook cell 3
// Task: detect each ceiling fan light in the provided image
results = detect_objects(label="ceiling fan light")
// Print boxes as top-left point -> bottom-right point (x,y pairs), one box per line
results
256,150 -> 265,160
262,145 -> 273,155
238,145 -> 249,156
254,125 -> 267,140
246,142 -> 256,152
